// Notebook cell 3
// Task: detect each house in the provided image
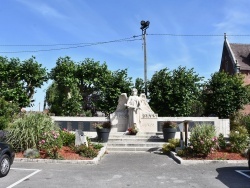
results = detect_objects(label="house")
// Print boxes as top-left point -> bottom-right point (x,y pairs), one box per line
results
220,33 -> 250,114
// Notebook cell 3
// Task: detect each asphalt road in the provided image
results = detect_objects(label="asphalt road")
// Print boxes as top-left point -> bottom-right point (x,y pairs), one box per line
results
1,152 -> 250,188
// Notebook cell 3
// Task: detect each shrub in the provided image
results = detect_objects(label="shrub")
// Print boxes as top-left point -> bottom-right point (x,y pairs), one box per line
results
230,112 -> 250,135
6,113 -> 60,152
38,130 -> 63,159
60,129 -> 75,146
188,123 -> 217,157
72,144 -> 98,158
23,148 -> 40,158
229,126 -> 249,153
92,143 -> 104,150
217,133 -> 227,150
162,138 -> 180,153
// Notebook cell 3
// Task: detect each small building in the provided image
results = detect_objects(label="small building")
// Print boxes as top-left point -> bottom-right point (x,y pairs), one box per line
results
219,33 -> 250,114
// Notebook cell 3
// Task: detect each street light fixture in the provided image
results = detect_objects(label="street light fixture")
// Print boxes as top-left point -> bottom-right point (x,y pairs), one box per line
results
140,20 -> 150,96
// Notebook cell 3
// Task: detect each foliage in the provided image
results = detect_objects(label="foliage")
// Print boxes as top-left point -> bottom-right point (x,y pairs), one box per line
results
162,138 -> 180,153
72,144 -> 98,158
92,143 -> 104,150
46,57 -> 133,116
23,148 -> 40,158
96,69 -> 133,116
6,113 -> 60,152
217,133 -> 227,150
134,78 -> 145,95
47,57 -> 83,116
76,58 -> 111,115
161,121 -> 177,129
0,97 -> 19,130
188,124 -> 218,157
230,112 -> 250,135
0,56 -> 48,108
94,121 -> 112,129
202,71 -> 249,118
229,126 -> 249,153
60,129 -> 75,146
38,130 -> 63,159
148,66 -> 203,116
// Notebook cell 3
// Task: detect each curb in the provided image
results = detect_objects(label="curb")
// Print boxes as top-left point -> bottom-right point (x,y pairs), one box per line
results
14,144 -> 107,165
169,151 -> 248,165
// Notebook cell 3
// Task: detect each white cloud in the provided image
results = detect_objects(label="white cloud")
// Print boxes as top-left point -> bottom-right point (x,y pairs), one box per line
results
17,0 -> 66,19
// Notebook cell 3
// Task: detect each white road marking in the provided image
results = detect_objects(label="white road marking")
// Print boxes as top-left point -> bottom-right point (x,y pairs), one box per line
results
7,168 -> 41,188
235,170 -> 250,179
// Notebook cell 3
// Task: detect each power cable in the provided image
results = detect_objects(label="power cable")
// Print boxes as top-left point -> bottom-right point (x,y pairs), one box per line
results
1,33 -> 250,53
148,33 -> 250,37
0,35 -> 141,53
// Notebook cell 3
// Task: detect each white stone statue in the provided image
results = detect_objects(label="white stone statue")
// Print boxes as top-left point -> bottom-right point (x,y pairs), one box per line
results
111,88 -> 157,133
139,93 -> 154,113
124,88 -> 141,129
115,93 -> 128,111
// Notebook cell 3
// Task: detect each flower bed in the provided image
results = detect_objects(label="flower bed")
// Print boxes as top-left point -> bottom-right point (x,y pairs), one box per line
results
180,149 -> 247,160
15,146 -> 99,160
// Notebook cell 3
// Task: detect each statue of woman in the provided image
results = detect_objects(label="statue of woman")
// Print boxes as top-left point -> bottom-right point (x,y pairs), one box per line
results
125,88 -> 141,129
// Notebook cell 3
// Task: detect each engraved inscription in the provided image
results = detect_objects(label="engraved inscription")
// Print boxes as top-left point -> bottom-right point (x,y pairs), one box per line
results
142,113 -> 158,119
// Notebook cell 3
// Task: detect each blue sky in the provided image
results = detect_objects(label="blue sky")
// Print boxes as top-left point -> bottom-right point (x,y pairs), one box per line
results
1,0 -> 250,111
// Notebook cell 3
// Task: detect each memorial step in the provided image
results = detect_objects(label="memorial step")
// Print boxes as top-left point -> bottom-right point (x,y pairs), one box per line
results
106,132 -> 166,152
107,141 -> 165,147
108,137 -> 164,142
106,146 -> 163,152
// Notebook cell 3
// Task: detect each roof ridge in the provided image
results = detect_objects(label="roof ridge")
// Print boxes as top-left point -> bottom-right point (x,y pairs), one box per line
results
230,42 -> 250,45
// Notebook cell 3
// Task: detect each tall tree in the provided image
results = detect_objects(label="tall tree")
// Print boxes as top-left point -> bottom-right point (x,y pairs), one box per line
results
0,97 -> 19,130
134,78 -> 145,95
148,66 -> 203,116
97,69 -> 133,115
202,71 -> 249,118
76,58 -> 110,114
48,57 -> 82,116
46,57 -> 132,116
0,56 -> 48,108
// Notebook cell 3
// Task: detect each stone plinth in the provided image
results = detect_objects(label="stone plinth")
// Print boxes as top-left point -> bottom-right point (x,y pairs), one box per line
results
139,113 -> 158,132
110,111 -> 128,132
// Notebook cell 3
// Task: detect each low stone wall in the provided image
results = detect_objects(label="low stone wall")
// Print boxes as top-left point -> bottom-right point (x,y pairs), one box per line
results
51,116 -> 230,137
158,117 -> 230,137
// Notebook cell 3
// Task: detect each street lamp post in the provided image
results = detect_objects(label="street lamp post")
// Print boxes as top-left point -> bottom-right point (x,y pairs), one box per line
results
140,20 -> 150,96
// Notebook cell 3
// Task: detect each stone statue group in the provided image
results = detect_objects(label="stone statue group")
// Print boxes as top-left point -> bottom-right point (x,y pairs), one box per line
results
116,88 -> 155,131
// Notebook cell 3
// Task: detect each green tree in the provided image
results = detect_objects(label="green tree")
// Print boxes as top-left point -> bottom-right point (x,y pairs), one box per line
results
48,57 -> 82,116
0,56 -> 48,108
202,71 -> 249,118
97,69 -> 133,115
148,66 -> 203,116
134,78 -> 145,95
76,58 -> 110,114
47,57 -> 132,116
0,97 -> 19,130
